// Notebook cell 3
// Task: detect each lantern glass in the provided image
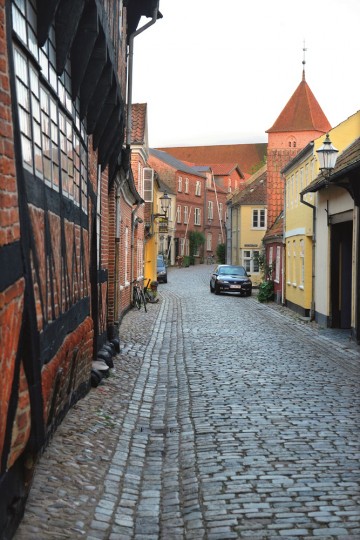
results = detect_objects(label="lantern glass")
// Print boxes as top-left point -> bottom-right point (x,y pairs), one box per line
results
160,191 -> 171,215
317,134 -> 339,172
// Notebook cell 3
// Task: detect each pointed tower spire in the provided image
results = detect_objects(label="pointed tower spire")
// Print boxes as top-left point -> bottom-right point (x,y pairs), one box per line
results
302,40 -> 307,81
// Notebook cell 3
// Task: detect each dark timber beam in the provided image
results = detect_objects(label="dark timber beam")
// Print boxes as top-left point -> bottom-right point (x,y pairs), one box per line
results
71,3 -> 99,100
37,0 -> 61,46
93,85 -> 118,150
86,63 -> 113,134
97,105 -> 122,165
79,30 -> 107,120
55,0 -> 85,74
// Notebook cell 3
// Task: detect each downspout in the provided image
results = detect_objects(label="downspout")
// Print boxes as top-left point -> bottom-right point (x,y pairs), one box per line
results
300,192 -> 316,320
125,3 -> 159,295
131,201 -> 142,293
126,2 -> 159,148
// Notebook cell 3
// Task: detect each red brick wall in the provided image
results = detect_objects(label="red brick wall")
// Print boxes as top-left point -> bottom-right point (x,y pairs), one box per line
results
267,130 -> 326,228
0,0 -> 27,471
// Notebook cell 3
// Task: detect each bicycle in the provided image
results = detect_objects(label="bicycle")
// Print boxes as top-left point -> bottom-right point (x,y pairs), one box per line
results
144,279 -> 159,304
132,279 -> 147,312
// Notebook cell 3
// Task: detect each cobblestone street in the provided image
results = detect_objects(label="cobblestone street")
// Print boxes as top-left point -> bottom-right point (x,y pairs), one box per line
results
14,265 -> 360,540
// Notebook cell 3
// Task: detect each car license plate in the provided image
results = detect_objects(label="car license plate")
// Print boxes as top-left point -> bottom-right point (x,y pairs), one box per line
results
230,285 -> 241,289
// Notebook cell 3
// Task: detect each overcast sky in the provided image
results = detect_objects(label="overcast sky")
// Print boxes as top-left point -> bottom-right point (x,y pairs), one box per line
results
132,0 -> 360,148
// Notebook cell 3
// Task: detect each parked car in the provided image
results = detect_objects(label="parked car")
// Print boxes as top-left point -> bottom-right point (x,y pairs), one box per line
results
210,265 -> 252,296
157,255 -> 168,283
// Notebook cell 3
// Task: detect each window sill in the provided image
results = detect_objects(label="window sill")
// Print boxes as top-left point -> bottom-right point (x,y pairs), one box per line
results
292,283 -> 297,287
298,285 -> 304,290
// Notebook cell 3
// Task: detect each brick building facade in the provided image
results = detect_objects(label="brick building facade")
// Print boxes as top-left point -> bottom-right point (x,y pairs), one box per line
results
0,1 -> 160,536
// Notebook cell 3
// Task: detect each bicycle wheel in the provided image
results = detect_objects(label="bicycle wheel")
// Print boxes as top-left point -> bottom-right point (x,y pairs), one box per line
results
133,289 -> 141,309
140,290 -> 147,312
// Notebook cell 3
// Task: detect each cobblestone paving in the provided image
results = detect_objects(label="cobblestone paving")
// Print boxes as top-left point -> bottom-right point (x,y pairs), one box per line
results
14,265 -> 360,539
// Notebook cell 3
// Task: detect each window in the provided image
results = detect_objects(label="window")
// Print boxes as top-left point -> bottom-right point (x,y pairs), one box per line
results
292,240 -> 297,286
287,241 -> 291,284
195,181 -> 201,196
243,250 -> 260,273
207,233 -> 212,251
252,209 -> 266,229
177,205 -> 181,224
125,226 -> 129,284
228,178 -> 232,193
275,246 -> 281,283
299,239 -> 304,288
12,4 -> 88,214
143,168 -> 153,202
269,246 -> 273,275
178,176 -> 182,192
137,239 -> 143,279
180,237 -> 185,256
138,163 -> 143,197
194,207 -> 201,225
219,203 -> 223,222
208,201 -> 213,221
184,206 -> 189,224
185,178 -> 189,193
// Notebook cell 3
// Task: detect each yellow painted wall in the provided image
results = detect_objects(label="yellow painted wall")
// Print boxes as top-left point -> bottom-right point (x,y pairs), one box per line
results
284,110 -> 360,314
240,205 -> 266,286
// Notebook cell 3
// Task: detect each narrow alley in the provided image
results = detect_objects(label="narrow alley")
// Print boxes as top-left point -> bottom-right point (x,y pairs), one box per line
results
14,265 -> 360,540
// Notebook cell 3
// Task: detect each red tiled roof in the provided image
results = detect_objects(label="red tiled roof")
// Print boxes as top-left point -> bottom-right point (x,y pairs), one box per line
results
131,103 -> 147,144
157,143 -> 267,175
231,170 -> 267,205
263,212 -> 284,241
267,75 -> 331,133
208,163 -> 239,175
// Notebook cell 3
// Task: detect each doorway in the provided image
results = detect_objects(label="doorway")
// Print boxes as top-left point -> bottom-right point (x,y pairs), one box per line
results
330,221 -> 353,329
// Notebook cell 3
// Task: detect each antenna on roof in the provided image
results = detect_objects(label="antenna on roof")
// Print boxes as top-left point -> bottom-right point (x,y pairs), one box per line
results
302,39 -> 307,81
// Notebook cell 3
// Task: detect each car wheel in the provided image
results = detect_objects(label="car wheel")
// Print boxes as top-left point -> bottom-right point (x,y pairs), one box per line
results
210,283 -> 214,293
214,285 -> 220,295
246,290 -> 252,297
164,278 -> 168,283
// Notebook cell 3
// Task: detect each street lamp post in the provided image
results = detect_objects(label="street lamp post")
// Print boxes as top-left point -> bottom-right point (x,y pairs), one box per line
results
316,133 -> 339,186
153,191 -> 171,219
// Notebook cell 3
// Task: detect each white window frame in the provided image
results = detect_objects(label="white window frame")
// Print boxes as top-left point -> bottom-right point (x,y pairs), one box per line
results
185,178 -> 189,193
243,250 -> 260,273
275,246 -> 281,283
299,239 -> 304,289
292,240 -> 297,286
143,168 -> 153,202
208,200 -> 213,221
125,226 -> 129,285
194,207 -> 201,225
207,233 -> 212,251
184,205 -> 188,224
178,176 -> 182,192
287,241 -> 291,285
252,209 -> 266,229
219,202 -> 223,222
176,205 -> 181,224
195,181 -> 201,196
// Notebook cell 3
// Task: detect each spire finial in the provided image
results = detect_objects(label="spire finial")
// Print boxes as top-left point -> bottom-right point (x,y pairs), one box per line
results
302,40 -> 307,81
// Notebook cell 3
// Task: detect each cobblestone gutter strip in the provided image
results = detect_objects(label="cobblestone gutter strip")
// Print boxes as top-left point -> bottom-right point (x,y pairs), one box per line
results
14,300 -> 162,540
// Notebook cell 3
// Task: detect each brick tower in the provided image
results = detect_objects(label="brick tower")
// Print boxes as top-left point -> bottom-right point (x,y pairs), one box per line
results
266,67 -> 331,228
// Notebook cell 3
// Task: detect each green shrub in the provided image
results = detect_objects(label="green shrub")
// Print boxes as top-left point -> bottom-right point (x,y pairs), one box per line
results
257,280 -> 274,303
216,243 -> 226,264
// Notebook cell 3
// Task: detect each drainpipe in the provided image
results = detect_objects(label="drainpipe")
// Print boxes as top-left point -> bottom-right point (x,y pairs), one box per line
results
131,201 -> 142,294
126,2 -> 159,148
300,192 -> 316,320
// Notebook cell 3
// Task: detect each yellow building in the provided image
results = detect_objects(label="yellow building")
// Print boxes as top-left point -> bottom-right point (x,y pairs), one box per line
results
228,166 -> 267,286
282,143 -> 317,316
282,110 -> 360,319
302,111 -> 360,335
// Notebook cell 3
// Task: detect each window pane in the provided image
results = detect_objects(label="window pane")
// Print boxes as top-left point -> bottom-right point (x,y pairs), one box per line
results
21,135 -> 32,170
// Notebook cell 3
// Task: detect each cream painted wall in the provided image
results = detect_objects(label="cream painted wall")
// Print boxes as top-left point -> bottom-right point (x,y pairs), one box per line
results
314,186 -> 354,320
